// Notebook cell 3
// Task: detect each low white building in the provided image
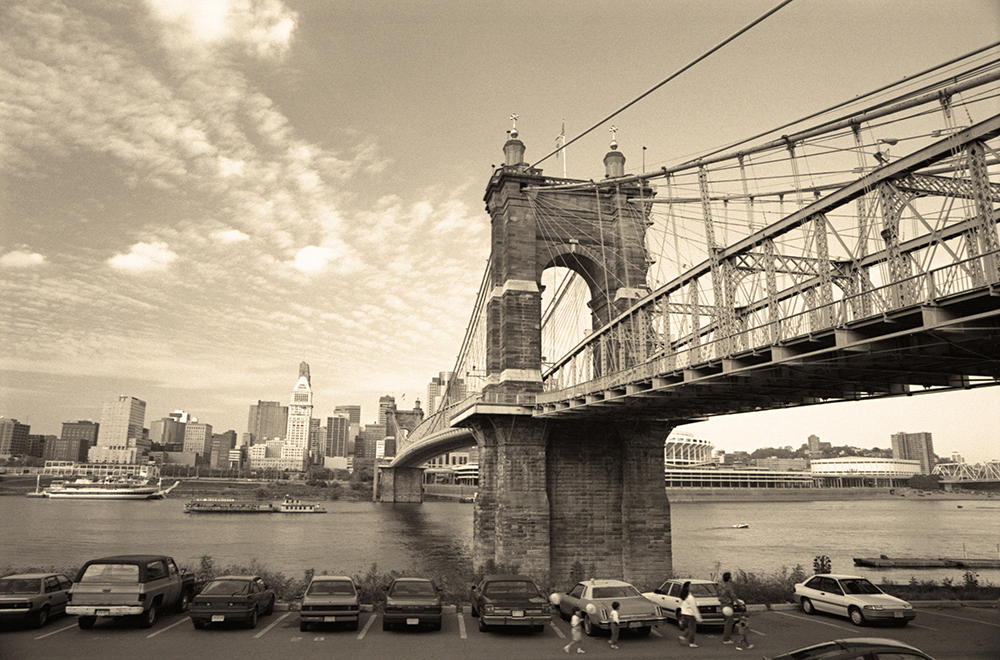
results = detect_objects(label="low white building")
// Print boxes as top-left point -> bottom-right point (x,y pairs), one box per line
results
810,457 -> 921,487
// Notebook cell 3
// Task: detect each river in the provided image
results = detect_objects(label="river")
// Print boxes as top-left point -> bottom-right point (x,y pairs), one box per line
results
1,496 -> 998,586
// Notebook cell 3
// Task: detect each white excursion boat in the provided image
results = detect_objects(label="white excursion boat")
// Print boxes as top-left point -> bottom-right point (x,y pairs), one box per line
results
278,496 -> 326,513
45,476 -> 178,500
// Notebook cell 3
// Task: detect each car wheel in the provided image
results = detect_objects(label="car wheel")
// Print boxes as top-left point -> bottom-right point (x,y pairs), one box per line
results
299,620 -> 309,632
34,606 -> 50,628
583,615 -> 596,636
801,598 -> 815,615
894,619 -> 909,627
175,590 -> 191,613
78,616 -> 96,630
478,616 -> 488,632
349,619 -> 359,631
246,606 -> 258,629
849,606 -> 866,626
192,619 -> 205,630
533,624 -> 545,633
264,596 -> 274,616
635,626 -> 651,637
471,604 -> 479,618
138,604 -> 158,629
433,620 -> 442,631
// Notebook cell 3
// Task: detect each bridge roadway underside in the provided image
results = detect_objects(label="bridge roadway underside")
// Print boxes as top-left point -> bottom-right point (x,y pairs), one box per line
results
538,291 -> 1000,421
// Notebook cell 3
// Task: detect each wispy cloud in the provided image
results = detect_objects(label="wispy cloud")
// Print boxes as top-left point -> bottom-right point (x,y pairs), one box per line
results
0,249 -> 47,268
107,241 -> 178,273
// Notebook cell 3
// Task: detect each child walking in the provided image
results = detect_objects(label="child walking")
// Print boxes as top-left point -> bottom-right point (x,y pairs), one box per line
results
564,606 -> 585,654
735,611 -> 754,650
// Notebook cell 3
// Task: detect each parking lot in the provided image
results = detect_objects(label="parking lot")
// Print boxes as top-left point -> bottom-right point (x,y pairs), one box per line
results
3,603 -> 998,660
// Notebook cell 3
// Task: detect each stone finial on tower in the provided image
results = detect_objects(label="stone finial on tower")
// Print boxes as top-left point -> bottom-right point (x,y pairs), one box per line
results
299,361 -> 311,386
504,113 -> 525,166
604,125 -> 626,178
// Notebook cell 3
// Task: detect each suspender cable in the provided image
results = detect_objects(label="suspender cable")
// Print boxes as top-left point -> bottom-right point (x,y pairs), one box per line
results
530,0 -> 796,168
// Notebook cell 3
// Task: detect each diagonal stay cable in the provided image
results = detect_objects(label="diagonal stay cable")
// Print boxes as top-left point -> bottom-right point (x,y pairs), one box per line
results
530,0 -> 796,168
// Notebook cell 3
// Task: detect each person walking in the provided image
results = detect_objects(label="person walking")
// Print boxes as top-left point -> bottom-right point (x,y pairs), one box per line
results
677,581 -> 703,648
719,571 -> 737,644
564,606 -> 586,654
607,601 -> 620,650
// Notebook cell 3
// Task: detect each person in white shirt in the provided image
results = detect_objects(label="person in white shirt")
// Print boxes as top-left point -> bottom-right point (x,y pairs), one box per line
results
607,601 -> 620,649
564,606 -> 585,654
677,581 -> 703,648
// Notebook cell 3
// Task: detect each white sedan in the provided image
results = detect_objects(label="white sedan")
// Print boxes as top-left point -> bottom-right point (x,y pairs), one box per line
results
793,574 -> 915,626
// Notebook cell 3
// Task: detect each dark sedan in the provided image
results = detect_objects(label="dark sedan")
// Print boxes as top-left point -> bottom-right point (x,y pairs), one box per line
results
382,577 -> 442,631
469,574 -> 551,633
189,575 -> 275,629
0,573 -> 73,628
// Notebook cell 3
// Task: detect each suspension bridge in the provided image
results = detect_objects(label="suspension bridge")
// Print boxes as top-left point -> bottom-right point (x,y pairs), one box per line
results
376,46 -> 1000,584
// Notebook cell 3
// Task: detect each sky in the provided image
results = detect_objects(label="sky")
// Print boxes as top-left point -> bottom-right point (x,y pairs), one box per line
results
2,0 -> 999,463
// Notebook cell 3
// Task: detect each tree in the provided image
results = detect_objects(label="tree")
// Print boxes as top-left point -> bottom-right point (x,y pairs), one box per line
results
908,473 -> 941,490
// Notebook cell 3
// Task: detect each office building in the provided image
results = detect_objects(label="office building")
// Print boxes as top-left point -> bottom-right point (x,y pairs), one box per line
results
183,423 -> 214,460
149,416 -> 186,451
377,396 -> 395,425
43,420 -> 99,462
284,362 -> 313,471
427,371 -> 467,415
210,430 -> 238,469
334,405 -> 361,425
89,395 -> 147,463
891,431 -> 935,474
247,400 -> 288,445
0,418 -> 30,458
327,415 -> 350,457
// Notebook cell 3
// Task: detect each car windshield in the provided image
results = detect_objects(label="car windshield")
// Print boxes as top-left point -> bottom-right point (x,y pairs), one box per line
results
0,578 -> 40,594
307,580 -> 355,596
483,581 -> 540,598
840,578 -> 882,595
592,585 -> 642,599
689,583 -> 719,597
79,564 -> 139,583
390,581 -> 436,597
201,579 -> 250,596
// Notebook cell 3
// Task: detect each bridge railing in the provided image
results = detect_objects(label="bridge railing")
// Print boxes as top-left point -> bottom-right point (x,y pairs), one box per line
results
542,248 -> 1000,397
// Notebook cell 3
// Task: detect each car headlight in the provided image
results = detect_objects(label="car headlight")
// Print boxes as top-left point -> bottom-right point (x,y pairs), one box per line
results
863,604 -> 884,610
484,603 -> 494,614
903,604 -> 913,609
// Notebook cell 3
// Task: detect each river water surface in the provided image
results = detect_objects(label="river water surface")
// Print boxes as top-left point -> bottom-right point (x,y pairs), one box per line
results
1,496 -> 998,585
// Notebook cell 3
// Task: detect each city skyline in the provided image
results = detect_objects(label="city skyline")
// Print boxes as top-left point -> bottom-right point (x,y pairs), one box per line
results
2,2 -> 999,463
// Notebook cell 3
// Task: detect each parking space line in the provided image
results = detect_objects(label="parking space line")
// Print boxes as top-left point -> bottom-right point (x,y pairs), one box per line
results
549,620 -> 566,639
253,612 -> 291,639
357,613 -> 376,640
651,627 -> 663,637
772,610 -> 855,632
147,617 -> 188,638
457,612 -> 467,639
34,622 -> 77,640
916,609 -> 1000,628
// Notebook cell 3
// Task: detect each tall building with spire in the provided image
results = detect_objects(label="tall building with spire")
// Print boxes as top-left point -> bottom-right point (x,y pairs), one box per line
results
284,361 -> 313,470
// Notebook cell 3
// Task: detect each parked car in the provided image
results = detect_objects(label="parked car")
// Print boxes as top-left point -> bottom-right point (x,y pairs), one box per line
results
382,577 -> 442,631
469,574 -> 550,632
189,575 -> 275,629
557,578 -> 666,637
793,574 -> 915,626
67,555 -> 194,629
765,637 -> 936,660
642,578 -> 730,626
0,573 -> 73,628
299,576 -> 360,632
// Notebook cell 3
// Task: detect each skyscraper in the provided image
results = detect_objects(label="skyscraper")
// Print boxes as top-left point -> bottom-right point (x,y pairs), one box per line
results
247,401 -> 288,445
0,418 -> 30,459
284,362 -> 313,470
327,415 -> 350,457
48,420 -> 100,462
378,395 -> 395,425
89,395 -> 146,463
891,431 -> 935,474
427,371 -> 467,415
334,405 -> 361,425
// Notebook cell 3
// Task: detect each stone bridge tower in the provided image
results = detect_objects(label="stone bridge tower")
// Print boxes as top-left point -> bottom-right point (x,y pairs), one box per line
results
457,127 -> 673,587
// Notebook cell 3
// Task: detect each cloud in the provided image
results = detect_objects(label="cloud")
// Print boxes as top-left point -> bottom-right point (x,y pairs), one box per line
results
107,241 -> 178,273
145,0 -> 297,60
212,228 -> 250,244
0,250 -> 47,268
289,244 -> 358,275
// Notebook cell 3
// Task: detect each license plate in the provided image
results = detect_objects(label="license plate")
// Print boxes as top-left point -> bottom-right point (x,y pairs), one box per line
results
629,621 -> 642,628
323,616 -> 339,622
211,615 -> 225,622
406,618 -> 419,625
894,611 -> 903,618
96,609 -> 110,616
512,610 -> 524,618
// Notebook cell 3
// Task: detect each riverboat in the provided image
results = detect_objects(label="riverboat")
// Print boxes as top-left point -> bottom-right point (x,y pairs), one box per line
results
44,477 -> 178,500
184,498 -> 276,513
277,497 -> 326,513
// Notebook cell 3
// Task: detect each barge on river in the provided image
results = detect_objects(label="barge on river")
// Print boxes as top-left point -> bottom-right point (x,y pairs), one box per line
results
854,556 -> 1000,569
184,498 -> 276,513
